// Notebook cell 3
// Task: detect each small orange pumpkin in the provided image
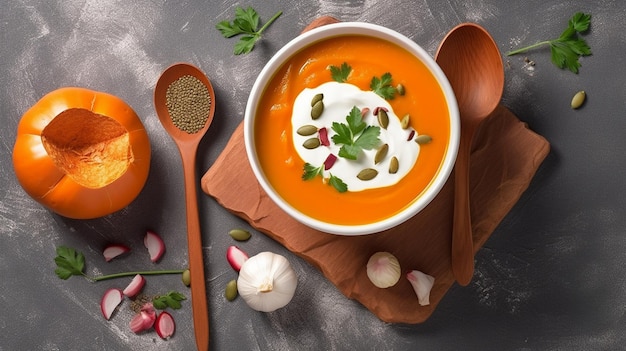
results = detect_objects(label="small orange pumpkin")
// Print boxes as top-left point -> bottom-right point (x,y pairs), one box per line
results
12,87 -> 151,219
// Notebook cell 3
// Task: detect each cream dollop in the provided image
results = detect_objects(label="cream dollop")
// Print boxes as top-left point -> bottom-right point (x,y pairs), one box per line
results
292,82 -> 422,192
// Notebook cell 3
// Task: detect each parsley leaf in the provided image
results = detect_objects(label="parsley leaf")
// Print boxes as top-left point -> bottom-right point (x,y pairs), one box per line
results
153,291 -> 187,310
329,62 -> 352,83
302,163 -> 323,180
54,246 -> 87,280
370,72 -> 397,99
328,174 -> 348,193
506,12 -> 591,73
331,106 -> 381,160
216,7 -> 282,55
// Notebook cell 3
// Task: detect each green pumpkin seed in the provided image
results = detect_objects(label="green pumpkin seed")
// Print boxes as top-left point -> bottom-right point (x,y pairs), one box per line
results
571,90 -> 586,109
182,269 -> 191,287
225,279 -> 238,301
400,114 -> 410,129
374,144 -> 388,165
297,125 -> 318,136
303,137 -> 321,149
357,168 -> 378,181
378,109 -> 389,129
415,134 -> 432,145
311,100 -> 324,120
311,93 -> 324,107
396,84 -> 405,96
229,228 -> 251,241
389,157 -> 399,174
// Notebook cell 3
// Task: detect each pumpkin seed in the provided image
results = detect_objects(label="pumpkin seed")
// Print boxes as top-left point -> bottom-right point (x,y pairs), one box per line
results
311,100 -> 324,120
229,228 -> 251,241
311,93 -> 324,107
571,90 -> 586,109
374,144 -> 388,164
396,84 -> 405,96
303,137 -> 321,149
378,109 -> 389,129
400,114 -> 410,129
182,269 -> 191,287
225,279 -> 238,301
415,134 -> 432,145
297,125 -> 318,136
357,168 -> 378,181
389,157 -> 399,174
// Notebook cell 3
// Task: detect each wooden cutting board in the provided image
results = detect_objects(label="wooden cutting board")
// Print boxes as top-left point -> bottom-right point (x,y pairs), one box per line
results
201,100 -> 549,323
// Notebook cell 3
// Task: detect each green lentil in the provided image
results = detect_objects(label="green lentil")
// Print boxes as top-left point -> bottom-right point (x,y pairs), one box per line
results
165,75 -> 211,134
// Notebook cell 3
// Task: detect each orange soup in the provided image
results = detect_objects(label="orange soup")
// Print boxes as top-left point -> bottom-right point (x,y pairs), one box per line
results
255,34 -> 450,226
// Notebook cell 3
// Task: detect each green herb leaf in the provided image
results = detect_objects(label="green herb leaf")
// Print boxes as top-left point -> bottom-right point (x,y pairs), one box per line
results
332,106 -> 381,160
370,72 -> 396,100
54,246 -> 86,280
568,12 -> 591,33
233,35 -> 257,55
506,12 -> 592,73
329,62 -> 352,83
328,174 -> 348,193
302,163 -> 323,180
153,291 -> 187,310
216,7 -> 282,55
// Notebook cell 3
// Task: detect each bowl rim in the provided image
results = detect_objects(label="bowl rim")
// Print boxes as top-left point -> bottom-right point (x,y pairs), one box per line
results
244,21 -> 460,235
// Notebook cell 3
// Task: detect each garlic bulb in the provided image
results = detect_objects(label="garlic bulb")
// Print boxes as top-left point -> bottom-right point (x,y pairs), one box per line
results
237,251 -> 297,312
406,270 -> 435,306
366,252 -> 401,288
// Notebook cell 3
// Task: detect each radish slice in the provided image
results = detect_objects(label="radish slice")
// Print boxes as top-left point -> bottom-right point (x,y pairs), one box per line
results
144,230 -> 165,263
318,127 -> 330,146
102,244 -> 130,262
129,303 -> 156,333
323,153 -> 337,170
100,288 -> 123,320
155,311 -> 176,339
406,270 -> 435,306
122,274 -> 146,298
226,246 -> 249,272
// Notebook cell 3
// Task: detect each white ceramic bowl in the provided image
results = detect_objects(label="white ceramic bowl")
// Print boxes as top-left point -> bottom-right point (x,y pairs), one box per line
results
244,22 -> 459,235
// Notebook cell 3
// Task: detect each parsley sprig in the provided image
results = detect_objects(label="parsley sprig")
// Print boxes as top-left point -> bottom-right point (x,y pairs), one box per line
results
153,291 -> 187,310
54,246 -> 185,282
506,12 -> 592,73
370,72 -> 397,99
216,7 -> 282,55
302,163 -> 348,193
332,106 -> 381,160
329,62 -> 352,83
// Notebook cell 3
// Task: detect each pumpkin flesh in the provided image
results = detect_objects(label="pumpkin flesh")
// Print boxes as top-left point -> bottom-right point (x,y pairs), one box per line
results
41,108 -> 131,189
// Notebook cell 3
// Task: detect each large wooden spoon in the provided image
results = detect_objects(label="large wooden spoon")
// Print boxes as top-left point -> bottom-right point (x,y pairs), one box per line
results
154,63 -> 215,350
435,23 -> 504,286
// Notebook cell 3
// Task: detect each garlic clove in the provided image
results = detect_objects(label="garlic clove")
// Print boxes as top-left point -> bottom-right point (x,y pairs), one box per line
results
366,252 -> 401,288
406,270 -> 435,306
